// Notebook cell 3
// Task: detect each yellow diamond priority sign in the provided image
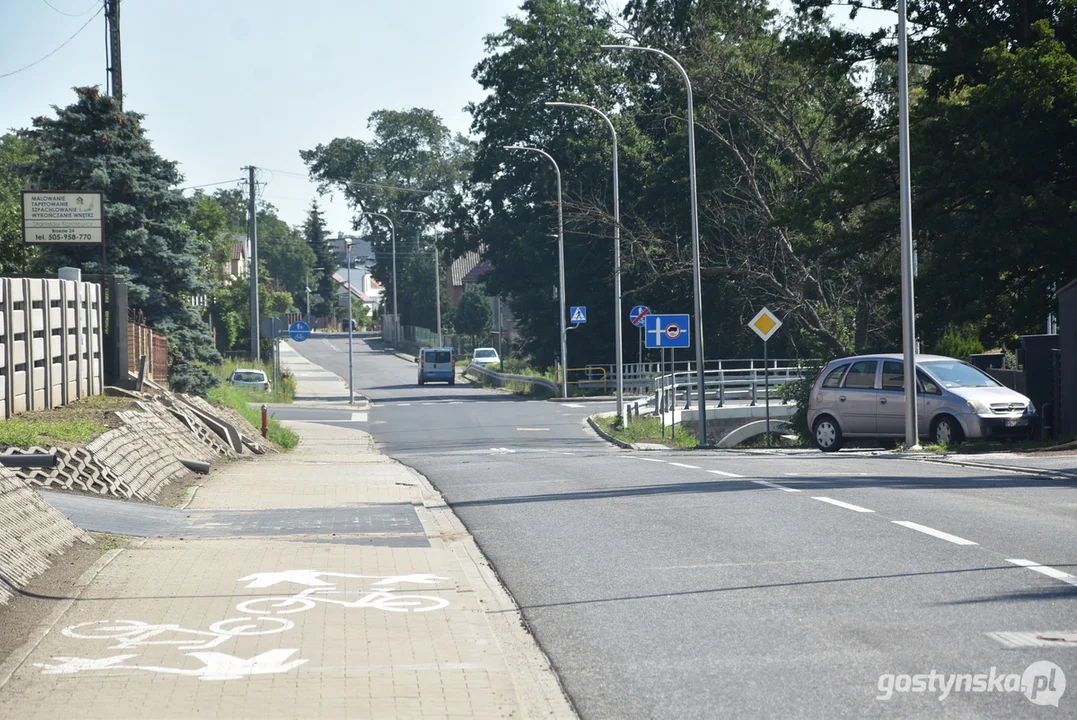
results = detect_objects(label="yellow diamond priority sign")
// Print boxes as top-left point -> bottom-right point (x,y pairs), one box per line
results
749,307 -> 782,341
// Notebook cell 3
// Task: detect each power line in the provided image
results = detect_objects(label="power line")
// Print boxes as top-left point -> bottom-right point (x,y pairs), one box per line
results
260,167 -> 443,196
41,0 -> 100,17
0,4 -> 104,80
179,178 -> 245,191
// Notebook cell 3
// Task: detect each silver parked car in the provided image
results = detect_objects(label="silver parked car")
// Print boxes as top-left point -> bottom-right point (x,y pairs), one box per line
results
807,353 -> 1036,451
229,368 -> 270,392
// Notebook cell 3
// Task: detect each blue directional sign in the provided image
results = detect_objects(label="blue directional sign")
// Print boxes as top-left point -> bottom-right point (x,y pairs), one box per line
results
570,306 -> 587,324
644,314 -> 690,349
629,305 -> 650,328
288,320 -> 311,342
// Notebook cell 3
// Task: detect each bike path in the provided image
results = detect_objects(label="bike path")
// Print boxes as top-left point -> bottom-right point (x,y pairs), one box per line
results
0,422 -> 572,719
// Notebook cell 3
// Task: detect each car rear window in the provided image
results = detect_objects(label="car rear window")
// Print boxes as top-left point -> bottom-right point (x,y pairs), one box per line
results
821,364 -> 848,388
429,350 -> 451,364
842,360 -> 878,389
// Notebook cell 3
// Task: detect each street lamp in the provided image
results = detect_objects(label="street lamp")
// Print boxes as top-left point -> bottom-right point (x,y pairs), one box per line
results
345,241 -> 355,405
360,212 -> 397,344
897,0 -> 920,449
602,44 -> 709,445
306,266 -> 325,326
505,144 -> 569,399
546,101 -> 625,421
400,209 -> 444,347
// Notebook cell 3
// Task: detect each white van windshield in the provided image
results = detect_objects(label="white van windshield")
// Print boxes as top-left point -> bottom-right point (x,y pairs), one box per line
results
474,349 -> 496,358
921,361 -> 1001,388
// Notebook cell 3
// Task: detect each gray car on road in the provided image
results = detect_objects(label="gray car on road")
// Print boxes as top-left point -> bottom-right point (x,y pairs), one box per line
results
807,353 -> 1036,451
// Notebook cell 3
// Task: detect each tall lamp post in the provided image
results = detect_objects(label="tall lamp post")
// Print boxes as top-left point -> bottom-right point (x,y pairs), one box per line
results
602,44 -> 709,445
505,144 -> 569,399
345,241 -> 355,405
305,266 -> 325,327
546,101 -> 624,421
361,212 -> 398,344
400,209 -> 444,347
897,0 -> 920,449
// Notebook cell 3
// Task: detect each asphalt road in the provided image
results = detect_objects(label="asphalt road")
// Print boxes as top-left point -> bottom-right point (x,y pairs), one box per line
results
281,337 -> 1077,718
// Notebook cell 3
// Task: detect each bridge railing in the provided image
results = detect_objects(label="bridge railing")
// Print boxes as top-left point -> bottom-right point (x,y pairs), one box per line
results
622,360 -> 818,425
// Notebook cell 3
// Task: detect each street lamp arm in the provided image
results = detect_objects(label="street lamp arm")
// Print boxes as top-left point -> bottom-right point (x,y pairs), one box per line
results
600,44 -> 694,94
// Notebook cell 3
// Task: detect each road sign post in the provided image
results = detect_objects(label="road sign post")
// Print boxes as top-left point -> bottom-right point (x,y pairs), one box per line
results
748,308 -> 783,447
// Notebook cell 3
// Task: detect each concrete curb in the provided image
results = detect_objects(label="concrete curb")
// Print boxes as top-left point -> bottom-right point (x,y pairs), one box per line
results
897,453 -> 1077,480
402,461 -> 578,718
0,546 -> 126,690
586,414 -> 634,450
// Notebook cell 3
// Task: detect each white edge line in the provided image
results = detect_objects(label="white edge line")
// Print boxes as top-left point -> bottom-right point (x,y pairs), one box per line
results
1006,558 -> 1077,587
751,479 -> 799,492
670,463 -> 700,469
893,521 -> 978,545
812,496 -> 875,513
708,469 -> 744,478
634,457 -> 665,463
0,547 -> 125,689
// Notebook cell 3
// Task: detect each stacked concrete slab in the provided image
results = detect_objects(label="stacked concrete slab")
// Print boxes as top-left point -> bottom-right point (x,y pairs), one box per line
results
0,465 -> 92,606
7,391 -> 272,501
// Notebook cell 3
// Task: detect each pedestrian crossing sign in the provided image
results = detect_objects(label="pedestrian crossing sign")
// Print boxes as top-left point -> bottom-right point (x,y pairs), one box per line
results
570,306 -> 587,323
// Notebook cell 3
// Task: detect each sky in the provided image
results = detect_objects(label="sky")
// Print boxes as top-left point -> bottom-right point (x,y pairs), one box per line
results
1,0 -> 521,234
1,1 -> 886,236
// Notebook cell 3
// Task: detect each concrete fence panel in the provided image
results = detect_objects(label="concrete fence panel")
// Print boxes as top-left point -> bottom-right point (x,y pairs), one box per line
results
0,280 -> 5,416
1,276 -> 105,420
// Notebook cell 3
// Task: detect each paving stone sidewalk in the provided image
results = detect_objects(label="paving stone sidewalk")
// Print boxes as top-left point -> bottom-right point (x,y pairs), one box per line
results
278,340 -> 364,406
0,419 -> 572,718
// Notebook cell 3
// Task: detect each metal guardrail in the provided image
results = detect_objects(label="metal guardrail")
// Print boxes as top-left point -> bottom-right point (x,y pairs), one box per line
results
555,366 -> 608,394
465,363 -> 558,395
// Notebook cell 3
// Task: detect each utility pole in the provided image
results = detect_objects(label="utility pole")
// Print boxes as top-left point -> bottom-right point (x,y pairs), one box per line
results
105,0 -> 123,109
247,166 -> 260,360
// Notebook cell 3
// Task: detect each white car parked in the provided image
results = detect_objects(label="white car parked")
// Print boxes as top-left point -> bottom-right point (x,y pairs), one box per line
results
471,347 -> 500,368
229,368 -> 271,392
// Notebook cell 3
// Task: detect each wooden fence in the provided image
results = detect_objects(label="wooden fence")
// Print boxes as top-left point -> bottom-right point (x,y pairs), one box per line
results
127,310 -> 170,385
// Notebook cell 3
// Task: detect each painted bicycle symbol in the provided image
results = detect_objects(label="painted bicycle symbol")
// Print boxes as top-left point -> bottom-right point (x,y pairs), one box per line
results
236,586 -> 449,615
62,617 -> 295,651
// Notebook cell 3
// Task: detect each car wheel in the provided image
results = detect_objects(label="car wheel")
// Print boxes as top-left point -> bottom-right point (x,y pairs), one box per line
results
813,416 -> 843,452
932,415 -> 964,445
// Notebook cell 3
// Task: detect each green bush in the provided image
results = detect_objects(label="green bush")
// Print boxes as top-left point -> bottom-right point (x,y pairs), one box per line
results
933,324 -> 984,359
0,418 -> 108,446
778,362 -> 822,442
169,361 -> 220,396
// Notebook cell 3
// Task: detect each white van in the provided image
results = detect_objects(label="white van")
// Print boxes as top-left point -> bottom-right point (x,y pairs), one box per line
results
418,347 -> 455,385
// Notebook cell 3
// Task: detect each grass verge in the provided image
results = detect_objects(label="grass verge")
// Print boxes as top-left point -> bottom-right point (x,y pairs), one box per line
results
593,414 -> 698,449
0,394 -> 137,447
207,384 -> 299,449
0,418 -> 108,446
90,532 -> 130,551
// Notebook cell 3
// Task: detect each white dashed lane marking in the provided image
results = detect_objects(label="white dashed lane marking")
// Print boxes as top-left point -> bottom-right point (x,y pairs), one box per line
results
670,463 -> 700,469
708,469 -> 744,478
1006,558 -> 1077,587
892,521 -> 978,545
751,479 -> 799,492
812,496 -> 875,513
